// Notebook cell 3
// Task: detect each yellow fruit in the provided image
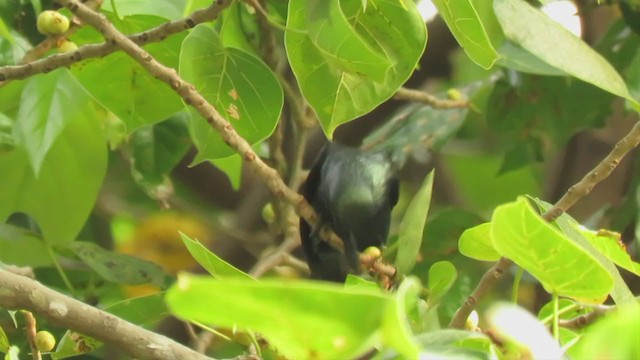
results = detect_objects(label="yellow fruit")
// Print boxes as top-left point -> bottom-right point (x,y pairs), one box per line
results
37,10 -> 70,36
57,40 -> 78,53
35,331 -> 56,352
363,246 -> 382,258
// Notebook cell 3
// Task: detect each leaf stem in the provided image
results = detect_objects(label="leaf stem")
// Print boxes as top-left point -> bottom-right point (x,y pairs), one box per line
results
45,243 -> 75,293
511,266 -> 523,304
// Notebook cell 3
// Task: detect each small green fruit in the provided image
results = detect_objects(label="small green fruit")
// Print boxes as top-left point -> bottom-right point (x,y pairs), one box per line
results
261,203 -> 275,224
57,40 -> 78,53
37,10 -> 70,36
35,330 -> 56,352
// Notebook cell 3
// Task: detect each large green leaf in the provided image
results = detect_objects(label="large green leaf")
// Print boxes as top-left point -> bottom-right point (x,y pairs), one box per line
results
395,171 -> 434,275
427,261 -> 457,305
529,197 -> 636,305
491,197 -> 613,303
180,24 -> 282,161
432,0 -> 499,69
72,15 -> 184,133
494,0 -> 634,102
14,69 -> 94,175
166,274 -> 391,359
286,0 -> 427,137
0,107 -> 107,244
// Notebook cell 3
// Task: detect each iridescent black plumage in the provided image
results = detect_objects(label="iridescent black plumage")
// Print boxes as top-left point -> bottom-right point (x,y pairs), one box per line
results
300,142 -> 399,282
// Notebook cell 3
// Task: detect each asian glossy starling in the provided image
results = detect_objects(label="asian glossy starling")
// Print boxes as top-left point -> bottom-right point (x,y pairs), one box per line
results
299,142 -> 399,282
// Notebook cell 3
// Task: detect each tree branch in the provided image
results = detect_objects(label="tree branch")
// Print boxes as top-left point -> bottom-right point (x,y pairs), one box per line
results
0,0 -> 232,84
449,117 -> 640,329
56,0 -> 345,254
0,269 -> 212,360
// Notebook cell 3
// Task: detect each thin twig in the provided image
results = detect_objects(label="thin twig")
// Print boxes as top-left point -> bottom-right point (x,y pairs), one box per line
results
0,0 -> 232,84
558,305 -> 612,330
0,269 -> 211,360
394,87 -> 469,109
449,118 -> 640,329
21,311 -> 41,360
57,0 -> 345,254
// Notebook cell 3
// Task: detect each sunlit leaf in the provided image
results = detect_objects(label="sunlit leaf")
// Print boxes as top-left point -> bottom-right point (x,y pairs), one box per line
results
432,0 -> 499,69
491,197 -> 613,302
167,275 -> 391,359
458,223 -> 500,261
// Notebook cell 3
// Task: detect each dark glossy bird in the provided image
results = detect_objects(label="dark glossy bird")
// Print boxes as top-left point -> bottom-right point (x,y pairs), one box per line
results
299,142 -> 399,282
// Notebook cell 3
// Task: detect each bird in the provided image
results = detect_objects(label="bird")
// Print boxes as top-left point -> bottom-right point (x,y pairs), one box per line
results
299,142 -> 399,282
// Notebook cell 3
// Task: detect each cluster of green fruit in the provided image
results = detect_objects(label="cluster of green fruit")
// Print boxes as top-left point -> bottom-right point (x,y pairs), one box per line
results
36,10 -> 78,53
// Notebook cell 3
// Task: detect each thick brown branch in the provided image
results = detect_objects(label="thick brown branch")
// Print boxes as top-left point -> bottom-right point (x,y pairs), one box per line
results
0,269 -> 211,360
394,87 -> 469,109
57,0 -> 344,253
0,0 -> 232,84
449,116 -> 640,329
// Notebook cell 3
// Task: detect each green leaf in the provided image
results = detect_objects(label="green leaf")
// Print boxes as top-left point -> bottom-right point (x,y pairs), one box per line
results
0,324 -> 8,353
72,15 -> 184,133
286,0 -> 427,137
105,292 -> 169,325
382,277 -> 421,359
0,107 -> 107,244
432,0 -> 499,69
4,346 -> 19,360
179,232 -> 253,280
70,241 -> 165,286
491,197 -> 613,303
576,227 -> 640,277
52,332 -> 101,360
220,2 -> 259,55
494,0 -> 634,102
0,113 -> 14,154
180,24 -> 282,160
52,293 -> 166,359
414,329 -> 497,360
130,114 -> 190,197
0,224 -> 51,267
458,223 -> 500,261
529,197 -> 636,305
210,155 -> 242,191
102,0 -> 184,20
308,0 -> 390,81
427,261 -> 457,305
496,41 -> 566,76
167,275 -> 391,360
572,304 -> 640,360
14,69 -> 94,175
395,171 -> 434,275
